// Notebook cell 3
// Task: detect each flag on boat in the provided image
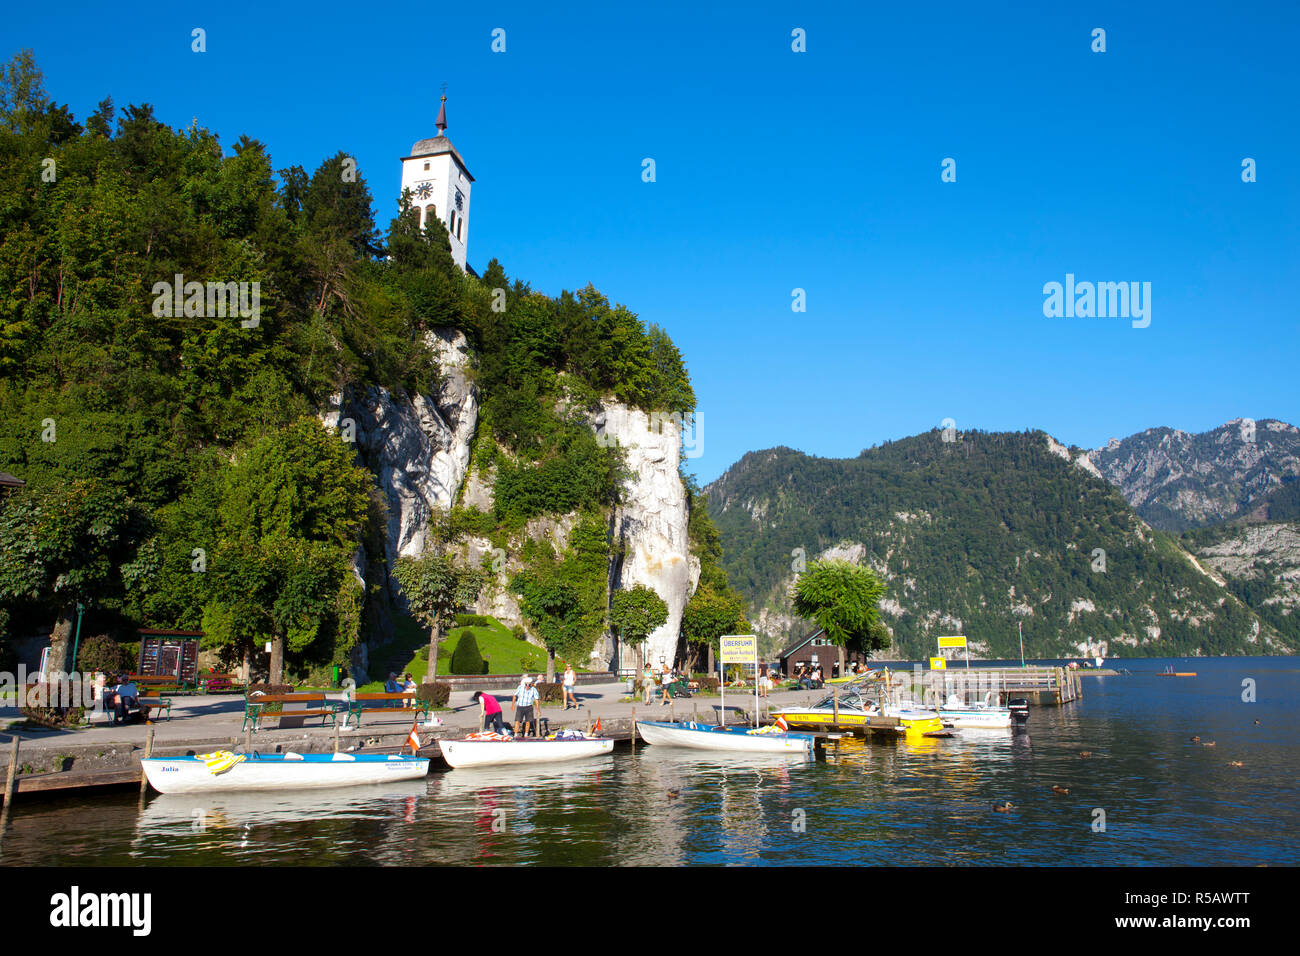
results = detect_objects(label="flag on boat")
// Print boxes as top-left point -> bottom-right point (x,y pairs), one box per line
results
407,722 -> 421,754
775,715 -> 790,731
594,718 -> 601,733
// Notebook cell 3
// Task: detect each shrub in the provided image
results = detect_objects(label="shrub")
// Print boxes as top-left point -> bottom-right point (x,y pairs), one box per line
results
415,682 -> 451,707
694,676 -> 721,693
454,613 -> 492,627
450,629 -> 484,675
511,624 -> 527,641
77,635 -> 130,676
18,682 -> 85,728
535,682 -> 563,703
246,683 -> 295,697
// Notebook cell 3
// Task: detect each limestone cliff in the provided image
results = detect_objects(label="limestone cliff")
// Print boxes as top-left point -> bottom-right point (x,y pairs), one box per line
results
596,404 -> 699,669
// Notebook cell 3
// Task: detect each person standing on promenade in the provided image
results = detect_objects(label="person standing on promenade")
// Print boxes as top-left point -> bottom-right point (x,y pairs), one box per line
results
642,663 -> 655,706
562,664 -> 580,710
513,674 -> 539,737
472,691 -> 506,734
660,663 -> 674,706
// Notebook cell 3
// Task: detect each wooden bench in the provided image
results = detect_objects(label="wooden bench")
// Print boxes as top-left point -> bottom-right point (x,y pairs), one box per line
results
130,675 -> 191,695
243,693 -> 342,732
140,696 -> 173,722
344,692 -> 431,728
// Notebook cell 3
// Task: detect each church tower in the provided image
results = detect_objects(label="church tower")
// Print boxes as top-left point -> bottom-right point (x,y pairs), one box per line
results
400,93 -> 473,271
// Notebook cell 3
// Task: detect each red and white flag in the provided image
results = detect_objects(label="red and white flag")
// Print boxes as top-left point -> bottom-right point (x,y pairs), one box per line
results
775,715 -> 790,732
407,722 -> 421,754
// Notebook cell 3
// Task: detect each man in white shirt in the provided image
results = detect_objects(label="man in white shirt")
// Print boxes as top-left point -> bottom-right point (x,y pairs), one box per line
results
513,675 -> 539,736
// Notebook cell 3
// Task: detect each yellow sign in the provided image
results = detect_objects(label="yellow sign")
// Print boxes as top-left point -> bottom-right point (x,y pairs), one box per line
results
937,636 -> 967,649
720,634 -> 757,664
929,656 -> 946,670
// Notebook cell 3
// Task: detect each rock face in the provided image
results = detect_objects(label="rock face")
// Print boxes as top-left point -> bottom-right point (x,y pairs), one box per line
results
597,403 -> 699,670
321,328 -> 477,595
1089,419 -> 1300,530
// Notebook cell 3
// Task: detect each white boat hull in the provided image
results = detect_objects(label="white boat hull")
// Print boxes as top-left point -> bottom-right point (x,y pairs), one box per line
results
437,737 -> 614,768
636,721 -> 815,754
939,709 -> 1013,729
141,754 -> 429,794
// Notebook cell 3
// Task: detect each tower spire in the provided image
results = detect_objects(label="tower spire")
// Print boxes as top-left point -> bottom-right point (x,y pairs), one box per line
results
436,86 -> 447,135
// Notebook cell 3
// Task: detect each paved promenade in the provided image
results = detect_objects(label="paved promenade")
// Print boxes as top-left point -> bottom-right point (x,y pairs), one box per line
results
2,682 -> 826,756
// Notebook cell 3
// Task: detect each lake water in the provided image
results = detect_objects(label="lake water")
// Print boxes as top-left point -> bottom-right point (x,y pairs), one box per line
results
2,657 -> 1296,866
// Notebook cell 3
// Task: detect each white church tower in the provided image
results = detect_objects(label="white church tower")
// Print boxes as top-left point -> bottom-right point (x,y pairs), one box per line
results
400,92 -> 473,271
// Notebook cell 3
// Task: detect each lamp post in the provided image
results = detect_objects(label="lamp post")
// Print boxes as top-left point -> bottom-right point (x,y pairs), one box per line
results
1018,621 -> 1025,669
70,602 -> 85,673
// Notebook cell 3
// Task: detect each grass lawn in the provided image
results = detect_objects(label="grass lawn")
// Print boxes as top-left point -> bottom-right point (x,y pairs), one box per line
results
358,613 -> 554,692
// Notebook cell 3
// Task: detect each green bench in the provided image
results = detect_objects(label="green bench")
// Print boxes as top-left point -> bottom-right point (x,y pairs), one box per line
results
140,696 -> 173,722
243,693 -> 342,732
344,692 -> 431,728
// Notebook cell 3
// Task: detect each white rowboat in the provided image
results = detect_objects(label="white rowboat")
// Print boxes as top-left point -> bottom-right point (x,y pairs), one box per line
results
636,720 -> 815,755
437,736 -> 614,768
141,752 -> 429,794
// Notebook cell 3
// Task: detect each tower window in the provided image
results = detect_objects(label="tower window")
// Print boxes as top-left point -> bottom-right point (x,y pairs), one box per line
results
425,204 -> 436,227
449,210 -> 456,234
456,217 -> 463,240
423,162 -> 430,171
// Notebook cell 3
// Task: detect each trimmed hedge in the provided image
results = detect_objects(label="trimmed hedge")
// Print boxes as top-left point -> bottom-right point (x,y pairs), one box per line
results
454,614 -> 493,627
246,683 -> 295,696
416,682 -> 452,707
535,682 -> 563,703
450,630 -> 485,675
19,682 -> 85,728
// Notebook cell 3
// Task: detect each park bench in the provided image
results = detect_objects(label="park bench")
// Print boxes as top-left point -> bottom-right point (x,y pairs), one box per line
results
200,673 -> 243,693
343,692 -> 431,728
139,695 -> 173,722
243,693 -> 342,732
129,675 -> 192,695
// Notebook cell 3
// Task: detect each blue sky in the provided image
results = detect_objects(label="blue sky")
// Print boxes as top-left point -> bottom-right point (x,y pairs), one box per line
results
7,1 -> 1298,483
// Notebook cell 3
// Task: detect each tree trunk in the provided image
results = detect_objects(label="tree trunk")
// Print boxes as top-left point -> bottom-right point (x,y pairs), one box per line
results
47,603 -> 76,677
424,614 -> 441,685
241,645 -> 251,684
546,648 -> 556,684
838,644 -> 846,679
706,643 -> 715,676
270,631 -> 285,685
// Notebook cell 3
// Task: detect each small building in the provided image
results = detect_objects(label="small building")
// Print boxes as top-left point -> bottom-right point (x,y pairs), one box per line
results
778,628 -> 874,678
137,629 -> 203,685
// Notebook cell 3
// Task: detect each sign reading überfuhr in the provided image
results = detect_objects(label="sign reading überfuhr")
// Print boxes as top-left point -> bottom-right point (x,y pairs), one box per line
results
720,634 -> 758,664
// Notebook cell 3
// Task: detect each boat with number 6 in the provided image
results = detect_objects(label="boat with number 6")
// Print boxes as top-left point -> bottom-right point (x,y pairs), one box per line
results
141,751 -> 430,794
437,733 -> 614,768
636,720 -> 816,754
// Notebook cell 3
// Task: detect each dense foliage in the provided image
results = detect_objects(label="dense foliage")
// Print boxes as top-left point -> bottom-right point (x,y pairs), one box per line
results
0,52 -> 698,677
707,430 -> 1288,658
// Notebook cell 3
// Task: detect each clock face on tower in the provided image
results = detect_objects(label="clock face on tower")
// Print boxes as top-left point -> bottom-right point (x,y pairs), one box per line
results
454,189 -> 464,210
415,181 -> 433,200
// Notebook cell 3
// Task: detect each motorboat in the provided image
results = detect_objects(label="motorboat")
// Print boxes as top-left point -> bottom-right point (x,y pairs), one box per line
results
141,751 -> 430,794
636,720 -> 816,754
437,732 -> 614,768
770,689 -> 948,737
936,692 -> 1013,729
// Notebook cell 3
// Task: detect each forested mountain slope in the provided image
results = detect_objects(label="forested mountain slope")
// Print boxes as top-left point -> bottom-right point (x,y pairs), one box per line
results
706,430 -> 1289,659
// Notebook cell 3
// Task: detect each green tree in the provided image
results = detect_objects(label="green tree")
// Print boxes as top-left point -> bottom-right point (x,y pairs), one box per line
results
681,577 -> 748,672
609,584 -> 668,673
512,571 -> 586,682
0,479 -> 138,673
791,559 -> 889,674
392,553 -> 485,683
211,417 -> 370,682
